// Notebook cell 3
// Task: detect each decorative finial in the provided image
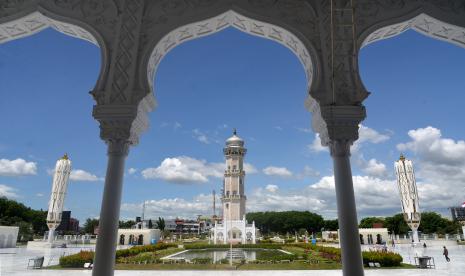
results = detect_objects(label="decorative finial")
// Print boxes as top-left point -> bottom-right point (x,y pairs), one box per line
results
61,153 -> 69,160
233,128 -> 237,135
399,154 -> 405,161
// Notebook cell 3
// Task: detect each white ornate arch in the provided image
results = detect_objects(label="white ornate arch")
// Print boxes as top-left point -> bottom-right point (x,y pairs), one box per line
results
144,10 -> 315,106
0,11 -> 99,46
361,13 -> 465,49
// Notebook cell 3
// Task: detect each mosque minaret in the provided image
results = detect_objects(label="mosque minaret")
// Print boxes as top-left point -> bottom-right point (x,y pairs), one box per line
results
212,129 -> 256,244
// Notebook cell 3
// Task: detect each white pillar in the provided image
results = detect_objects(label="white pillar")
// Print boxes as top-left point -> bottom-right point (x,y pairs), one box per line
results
330,140 -> 364,276
252,221 -> 256,244
47,229 -> 55,243
412,230 -> 420,243
92,140 -> 129,276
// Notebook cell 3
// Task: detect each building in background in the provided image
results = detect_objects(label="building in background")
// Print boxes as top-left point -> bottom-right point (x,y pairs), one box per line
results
0,226 -> 19,248
56,211 -> 80,234
117,228 -> 160,246
450,202 -> 465,237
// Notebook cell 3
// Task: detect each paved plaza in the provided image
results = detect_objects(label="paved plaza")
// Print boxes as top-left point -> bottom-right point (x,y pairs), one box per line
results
0,243 -> 463,276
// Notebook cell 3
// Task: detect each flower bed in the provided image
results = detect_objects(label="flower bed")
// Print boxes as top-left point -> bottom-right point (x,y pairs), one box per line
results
59,251 -> 94,268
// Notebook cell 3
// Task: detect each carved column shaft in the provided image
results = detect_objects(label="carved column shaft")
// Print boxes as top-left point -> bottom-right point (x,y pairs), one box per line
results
330,139 -> 364,276
92,140 -> 130,276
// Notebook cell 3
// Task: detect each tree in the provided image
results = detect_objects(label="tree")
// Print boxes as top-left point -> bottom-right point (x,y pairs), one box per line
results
0,197 -> 47,235
359,217 -> 384,228
119,220 -> 136,229
419,212 -> 460,234
384,214 -> 410,235
148,219 -> 153,229
83,218 -> 99,234
246,211 -> 324,235
323,219 -> 338,231
156,217 -> 165,231
16,221 -> 33,242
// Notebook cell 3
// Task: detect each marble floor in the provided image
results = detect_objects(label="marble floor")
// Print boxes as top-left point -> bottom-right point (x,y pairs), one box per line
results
0,243 -> 463,276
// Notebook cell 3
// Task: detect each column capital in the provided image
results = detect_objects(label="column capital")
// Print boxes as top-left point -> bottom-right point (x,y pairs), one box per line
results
92,101 -> 153,146
306,100 -> 366,148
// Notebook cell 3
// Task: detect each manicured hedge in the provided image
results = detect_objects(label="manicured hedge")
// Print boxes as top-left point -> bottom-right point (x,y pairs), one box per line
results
115,243 -> 176,258
192,257 -> 212,264
362,251 -> 403,267
294,243 -> 403,267
256,250 -> 297,261
59,243 -> 177,268
59,251 -> 94,268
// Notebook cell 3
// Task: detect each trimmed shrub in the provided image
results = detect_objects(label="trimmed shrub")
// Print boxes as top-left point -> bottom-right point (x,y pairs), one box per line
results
115,243 -> 176,258
362,251 -> 403,267
294,243 -> 403,267
192,257 -> 212,264
59,251 -> 94,268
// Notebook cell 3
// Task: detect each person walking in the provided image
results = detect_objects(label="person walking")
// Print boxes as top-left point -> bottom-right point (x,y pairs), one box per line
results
443,246 -> 450,262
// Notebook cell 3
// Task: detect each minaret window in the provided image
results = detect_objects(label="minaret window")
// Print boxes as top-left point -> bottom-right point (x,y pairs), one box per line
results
233,165 -> 237,171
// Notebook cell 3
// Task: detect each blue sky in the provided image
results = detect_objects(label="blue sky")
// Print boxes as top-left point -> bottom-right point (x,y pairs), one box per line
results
1,27 -> 465,223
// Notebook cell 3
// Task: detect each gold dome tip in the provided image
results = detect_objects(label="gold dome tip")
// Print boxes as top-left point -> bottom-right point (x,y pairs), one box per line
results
61,153 -> 69,160
399,154 -> 405,161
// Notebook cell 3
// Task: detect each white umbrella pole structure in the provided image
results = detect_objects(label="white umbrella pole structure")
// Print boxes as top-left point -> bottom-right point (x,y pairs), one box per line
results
46,154 -> 72,243
394,154 -> 421,244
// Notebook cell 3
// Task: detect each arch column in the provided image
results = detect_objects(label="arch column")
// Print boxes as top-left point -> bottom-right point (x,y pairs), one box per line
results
311,105 -> 366,276
91,104 -> 143,276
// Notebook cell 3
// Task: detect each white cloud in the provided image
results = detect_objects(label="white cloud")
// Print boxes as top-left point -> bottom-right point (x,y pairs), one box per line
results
142,156 -> 224,184
357,125 -> 390,144
310,175 -> 399,217
70,170 -> 103,182
262,166 -> 293,177
193,129 -> 211,144
297,165 -> 320,178
265,184 -> 279,193
128,168 -> 137,175
274,126 -> 283,131
36,193 -> 44,197
244,163 -> 258,174
0,158 -> 37,176
308,134 -> 328,152
397,126 -> 465,165
121,194 -> 213,219
0,184 -> 18,198
360,158 -> 387,177
248,186 -> 326,213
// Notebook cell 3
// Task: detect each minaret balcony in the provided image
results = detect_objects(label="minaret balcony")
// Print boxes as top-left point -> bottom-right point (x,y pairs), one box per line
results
221,194 -> 246,201
224,170 -> 245,176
